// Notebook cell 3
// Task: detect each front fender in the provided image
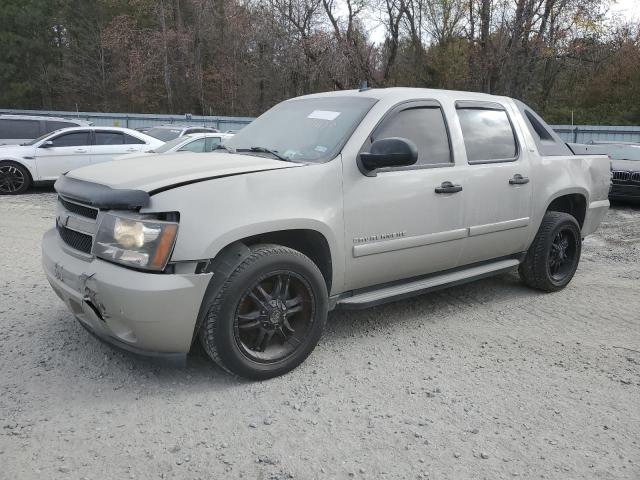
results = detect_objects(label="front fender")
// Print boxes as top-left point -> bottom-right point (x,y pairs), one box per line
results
146,160 -> 346,292
0,156 -> 38,181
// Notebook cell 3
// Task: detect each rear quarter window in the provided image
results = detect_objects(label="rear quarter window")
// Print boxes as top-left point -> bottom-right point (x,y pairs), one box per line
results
0,119 -> 41,139
514,100 -> 572,156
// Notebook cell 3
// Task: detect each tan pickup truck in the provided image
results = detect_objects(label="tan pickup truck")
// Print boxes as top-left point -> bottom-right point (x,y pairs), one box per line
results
43,88 -> 611,379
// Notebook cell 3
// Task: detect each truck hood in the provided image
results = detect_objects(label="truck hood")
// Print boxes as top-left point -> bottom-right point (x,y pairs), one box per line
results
611,159 -> 640,172
66,152 -> 303,192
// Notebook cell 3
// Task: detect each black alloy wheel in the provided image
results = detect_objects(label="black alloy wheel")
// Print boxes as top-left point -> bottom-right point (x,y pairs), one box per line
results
0,163 -> 29,194
199,244 -> 328,379
548,228 -> 579,282
234,271 -> 315,363
519,211 -> 582,292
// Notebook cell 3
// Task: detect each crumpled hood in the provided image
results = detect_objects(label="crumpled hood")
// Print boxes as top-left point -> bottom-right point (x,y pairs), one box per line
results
66,152 -> 302,192
611,159 -> 640,172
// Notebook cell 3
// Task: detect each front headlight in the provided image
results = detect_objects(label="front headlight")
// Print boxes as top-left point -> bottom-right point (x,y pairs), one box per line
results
93,213 -> 179,271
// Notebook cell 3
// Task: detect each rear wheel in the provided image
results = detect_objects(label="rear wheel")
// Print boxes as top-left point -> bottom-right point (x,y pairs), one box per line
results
519,211 -> 582,292
199,244 -> 328,379
0,162 -> 31,195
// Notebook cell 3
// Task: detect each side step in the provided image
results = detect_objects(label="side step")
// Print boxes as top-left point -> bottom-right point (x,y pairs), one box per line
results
335,258 -> 520,310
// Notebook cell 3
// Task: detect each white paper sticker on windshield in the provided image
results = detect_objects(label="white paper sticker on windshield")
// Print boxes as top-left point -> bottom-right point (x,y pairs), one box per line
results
307,110 -> 341,121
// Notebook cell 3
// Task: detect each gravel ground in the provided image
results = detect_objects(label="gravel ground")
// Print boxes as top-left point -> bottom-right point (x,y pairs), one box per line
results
1,189 -> 639,480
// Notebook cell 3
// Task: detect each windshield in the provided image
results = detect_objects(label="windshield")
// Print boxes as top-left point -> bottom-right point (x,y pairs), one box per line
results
225,96 -> 377,163
152,136 -> 192,153
22,130 -> 60,146
146,127 -> 183,142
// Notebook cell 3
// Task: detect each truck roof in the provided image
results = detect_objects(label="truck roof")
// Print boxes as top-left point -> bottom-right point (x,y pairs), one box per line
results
295,87 -> 512,104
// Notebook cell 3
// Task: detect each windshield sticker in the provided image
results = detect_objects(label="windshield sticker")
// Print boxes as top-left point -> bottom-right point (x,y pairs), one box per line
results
307,110 -> 341,121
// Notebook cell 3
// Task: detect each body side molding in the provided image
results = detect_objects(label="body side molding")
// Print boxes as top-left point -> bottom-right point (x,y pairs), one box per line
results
352,228 -> 467,258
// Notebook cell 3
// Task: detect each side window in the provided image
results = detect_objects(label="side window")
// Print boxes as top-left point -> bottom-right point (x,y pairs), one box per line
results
178,138 -> 206,152
50,131 -> 90,147
205,137 -> 222,152
95,131 -> 124,145
45,121 -> 77,133
456,106 -> 517,163
124,133 -> 145,145
0,119 -> 40,139
373,106 -> 452,166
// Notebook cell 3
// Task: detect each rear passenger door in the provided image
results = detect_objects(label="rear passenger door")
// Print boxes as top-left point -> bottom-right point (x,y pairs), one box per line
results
343,100 -> 468,290
455,101 -> 532,265
92,131 -> 146,164
35,130 -> 92,180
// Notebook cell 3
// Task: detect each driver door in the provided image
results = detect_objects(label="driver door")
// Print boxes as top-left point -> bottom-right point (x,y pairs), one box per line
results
35,130 -> 92,181
343,101 -> 468,290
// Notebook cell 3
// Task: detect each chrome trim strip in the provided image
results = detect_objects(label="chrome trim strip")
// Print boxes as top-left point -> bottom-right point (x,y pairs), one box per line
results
353,228 -> 467,258
468,217 -> 530,237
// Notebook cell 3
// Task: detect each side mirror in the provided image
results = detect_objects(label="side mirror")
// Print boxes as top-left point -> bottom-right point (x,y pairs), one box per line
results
359,137 -> 418,173
39,140 -> 54,148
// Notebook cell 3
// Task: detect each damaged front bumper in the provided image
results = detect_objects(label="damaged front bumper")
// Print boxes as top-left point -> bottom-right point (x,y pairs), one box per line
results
42,228 -> 212,358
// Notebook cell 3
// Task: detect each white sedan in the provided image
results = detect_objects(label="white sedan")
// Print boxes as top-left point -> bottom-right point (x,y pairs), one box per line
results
114,132 -> 234,161
0,127 -> 164,194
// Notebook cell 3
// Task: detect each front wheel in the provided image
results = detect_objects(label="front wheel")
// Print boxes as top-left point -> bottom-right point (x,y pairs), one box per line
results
199,244 -> 328,379
0,161 -> 31,195
519,211 -> 582,292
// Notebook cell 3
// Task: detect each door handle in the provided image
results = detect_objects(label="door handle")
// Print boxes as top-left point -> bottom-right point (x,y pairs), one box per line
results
435,181 -> 463,194
509,174 -> 530,185
74,148 -> 87,153
126,148 -> 137,152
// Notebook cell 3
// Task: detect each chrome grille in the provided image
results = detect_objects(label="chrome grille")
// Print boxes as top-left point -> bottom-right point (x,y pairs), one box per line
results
58,196 -> 98,220
611,170 -> 640,183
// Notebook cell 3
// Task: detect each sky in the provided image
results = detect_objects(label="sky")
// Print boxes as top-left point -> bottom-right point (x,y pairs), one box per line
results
357,0 -> 640,45
609,0 -> 640,22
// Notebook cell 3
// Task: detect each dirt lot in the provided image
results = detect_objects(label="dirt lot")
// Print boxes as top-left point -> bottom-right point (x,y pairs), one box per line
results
1,189 -> 639,480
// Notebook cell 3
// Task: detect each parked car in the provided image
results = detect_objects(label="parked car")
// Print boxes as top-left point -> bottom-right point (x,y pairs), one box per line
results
0,114 -> 91,145
43,88 -> 610,379
0,127 -> 163,194
114,132 -> 234,161
569,141 -> 640,203
144,125 -> 219,142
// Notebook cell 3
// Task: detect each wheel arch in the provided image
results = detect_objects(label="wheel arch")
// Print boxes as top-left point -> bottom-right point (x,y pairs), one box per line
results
544,190 -> 588,229
205,228 -> 334,294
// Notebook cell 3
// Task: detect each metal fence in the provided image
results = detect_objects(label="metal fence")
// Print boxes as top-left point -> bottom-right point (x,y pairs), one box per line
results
3,108 -> 640,144
0,109 -> 254,132
552,125 -> 640,144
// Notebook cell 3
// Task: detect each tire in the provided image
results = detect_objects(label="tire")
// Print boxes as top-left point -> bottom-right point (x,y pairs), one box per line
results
519,211 -> 582,292
199,244 -> 328,379
0,161 -> 31,195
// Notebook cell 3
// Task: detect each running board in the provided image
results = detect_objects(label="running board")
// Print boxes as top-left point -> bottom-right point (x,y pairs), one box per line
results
335,259 -> 520,310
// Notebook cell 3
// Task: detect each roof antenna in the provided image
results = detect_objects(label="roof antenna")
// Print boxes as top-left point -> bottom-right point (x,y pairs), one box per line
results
359,80 -> 370,92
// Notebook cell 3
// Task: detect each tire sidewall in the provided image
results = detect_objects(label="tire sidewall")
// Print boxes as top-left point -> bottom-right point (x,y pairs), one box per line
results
210,249 -> 328,379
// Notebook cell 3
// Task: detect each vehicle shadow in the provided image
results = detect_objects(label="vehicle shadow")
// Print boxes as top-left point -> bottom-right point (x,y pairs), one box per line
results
41,269 -> 539,391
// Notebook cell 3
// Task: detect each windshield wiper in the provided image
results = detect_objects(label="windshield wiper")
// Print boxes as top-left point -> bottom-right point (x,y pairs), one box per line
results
236,146 -> 289,162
